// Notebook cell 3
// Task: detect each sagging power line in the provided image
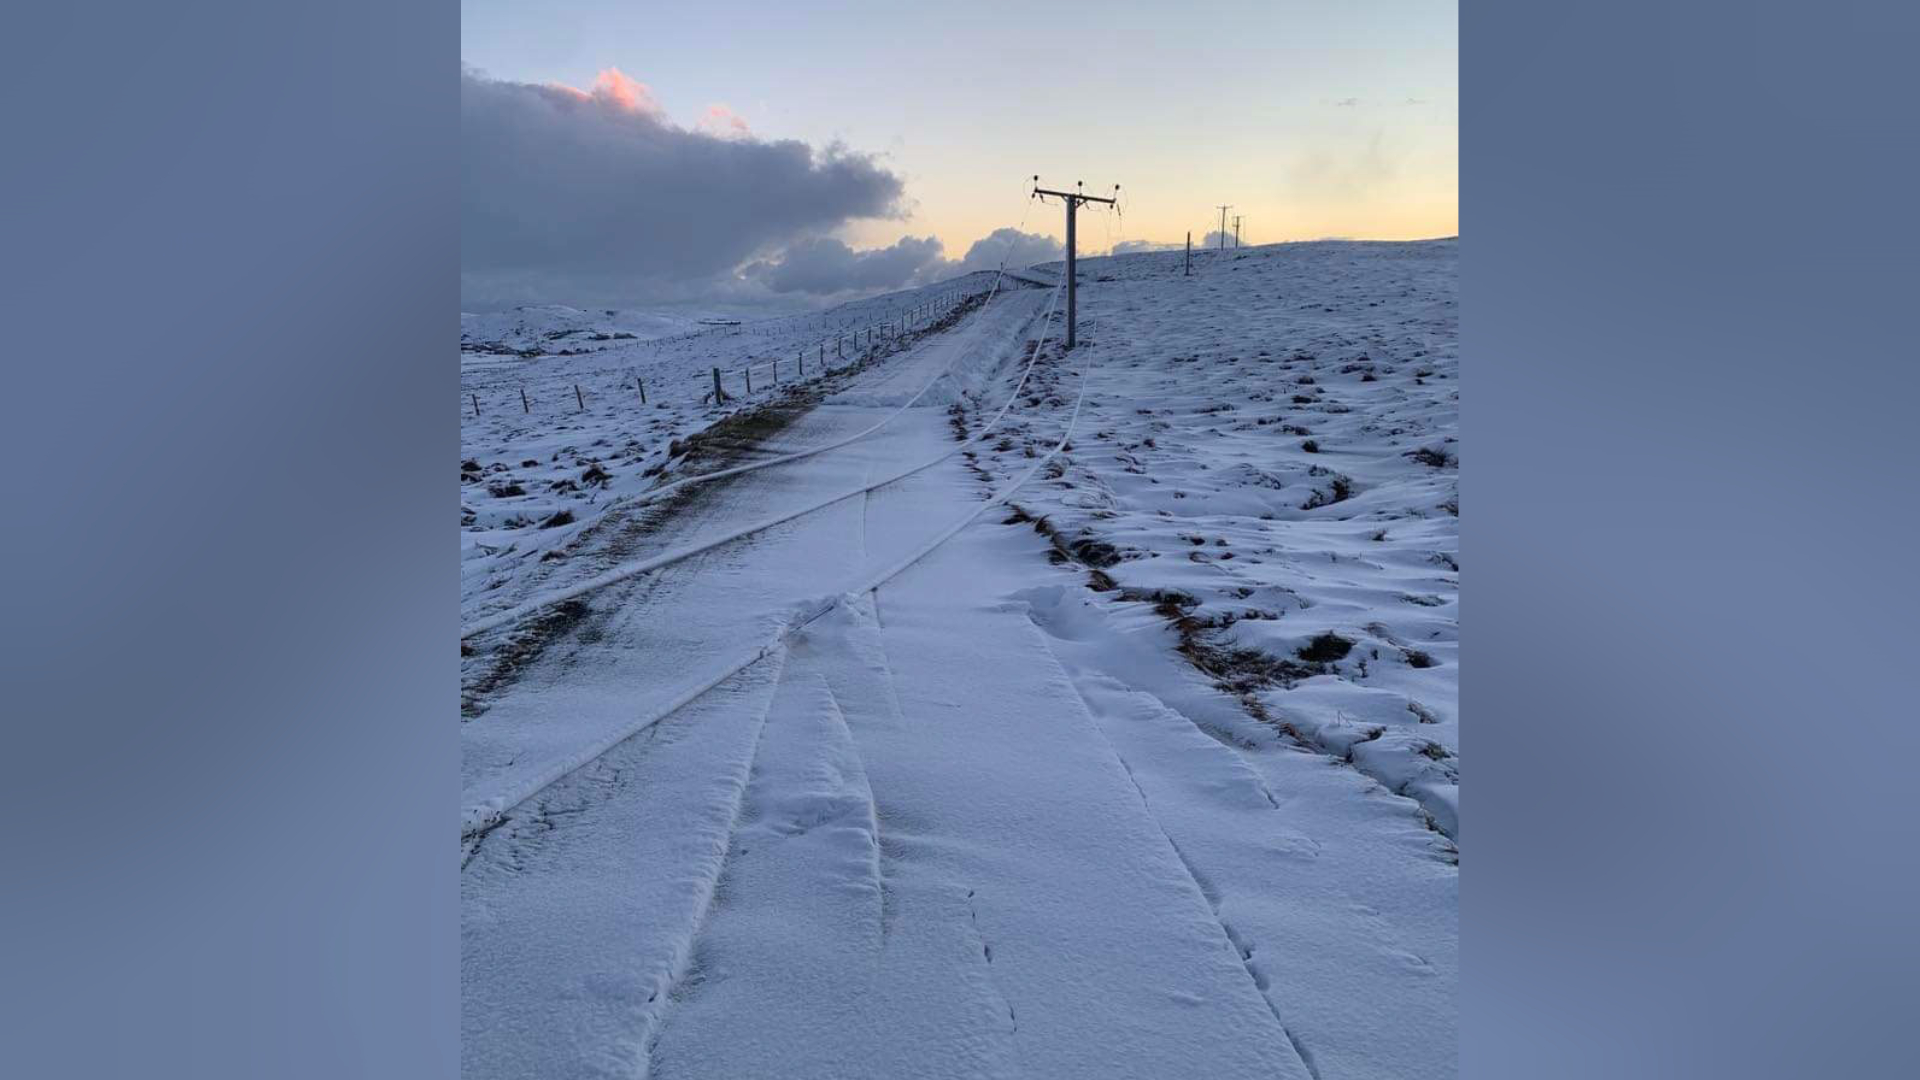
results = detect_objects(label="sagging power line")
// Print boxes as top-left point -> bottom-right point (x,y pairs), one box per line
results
1032,176 -> 1119,349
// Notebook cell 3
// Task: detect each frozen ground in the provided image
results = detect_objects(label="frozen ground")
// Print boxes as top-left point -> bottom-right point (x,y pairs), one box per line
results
971,240 -> 1459,836
461,271 -> 998,623
460,305 -> 711,360
461,240 -> 1457,1079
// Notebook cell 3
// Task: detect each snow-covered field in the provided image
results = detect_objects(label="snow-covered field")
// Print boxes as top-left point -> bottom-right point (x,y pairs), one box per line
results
460,271 -> 998,623
460,304 -> 710,360
460,240 -> 1457,1079
970,239 -> 1460,836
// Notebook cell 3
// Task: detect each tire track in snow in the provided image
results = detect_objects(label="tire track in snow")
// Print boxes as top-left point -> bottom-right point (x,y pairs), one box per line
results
815,675 -> 888,949
645,613 -> 1014,1080
1013,580 -> 1455,1079
629,643 -> 789,1080
1033,631 -> 1320,1080
852,552 -> 1310,1077
459,651 -> 789,1080
830,593 -> 1023,1078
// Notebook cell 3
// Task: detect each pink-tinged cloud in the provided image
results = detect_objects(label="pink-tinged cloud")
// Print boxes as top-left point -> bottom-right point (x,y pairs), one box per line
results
540,67 -> 665,118
697,104 -> 751,139
589,68 -> 664,116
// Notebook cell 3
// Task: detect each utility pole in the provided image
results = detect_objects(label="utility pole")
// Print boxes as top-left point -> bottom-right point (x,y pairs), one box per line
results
1032,176 -> 1119,349
1217,205 -> 1232,251
1233,215 -> 1242,248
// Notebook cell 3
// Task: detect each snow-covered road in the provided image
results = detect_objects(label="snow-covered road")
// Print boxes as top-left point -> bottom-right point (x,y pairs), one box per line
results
460,287 -> 1050,827
461,246 -> 1457,1079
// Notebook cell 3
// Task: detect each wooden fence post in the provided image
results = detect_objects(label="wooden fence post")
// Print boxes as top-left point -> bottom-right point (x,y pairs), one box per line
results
574,384 -> 584,411
637,377 -> 646,405
520,387 -> 529,413
712,367 -> 724,403
471,393 -> 481,417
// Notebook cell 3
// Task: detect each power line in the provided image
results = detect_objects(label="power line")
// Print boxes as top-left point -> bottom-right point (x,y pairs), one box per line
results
1032,177 -> 1119,349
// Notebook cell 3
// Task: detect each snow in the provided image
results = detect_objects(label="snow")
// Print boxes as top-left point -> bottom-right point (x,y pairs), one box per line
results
460,285 -> 1051,834
460,304 -> 712,360
460,271 -> 1002,628
461,240 -> 1457,1079
967,239 -> 1460,836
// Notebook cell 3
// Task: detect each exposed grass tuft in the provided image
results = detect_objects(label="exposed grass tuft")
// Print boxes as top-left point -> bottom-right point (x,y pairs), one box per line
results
1296,632 -> 1354,664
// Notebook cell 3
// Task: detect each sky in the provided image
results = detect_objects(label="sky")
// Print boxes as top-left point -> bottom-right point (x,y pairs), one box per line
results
461,0 -> 1456,311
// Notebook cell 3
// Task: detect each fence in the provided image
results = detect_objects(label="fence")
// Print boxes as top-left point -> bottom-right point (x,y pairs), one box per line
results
462,281 -> 998,419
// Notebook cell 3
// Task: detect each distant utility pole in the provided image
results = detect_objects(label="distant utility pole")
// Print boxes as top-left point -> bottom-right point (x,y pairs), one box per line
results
1032,176 -> 1119,350
1217,204 -> 1232,251
1233,215 -> 1242,248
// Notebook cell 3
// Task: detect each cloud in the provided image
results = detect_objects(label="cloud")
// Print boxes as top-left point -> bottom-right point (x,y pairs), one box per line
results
696,104 -> 751,139
1111,239 -> 1183,254
741,226 -> 1065,297
947,228 -> 1063,275
575,68 -> 666,117
1327,95 -> 1431,108
461,65 -> 905,309
747,235 -> 948,295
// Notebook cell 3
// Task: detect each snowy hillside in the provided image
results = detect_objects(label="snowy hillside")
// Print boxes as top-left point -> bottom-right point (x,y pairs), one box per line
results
970,239 -> 1459,836
460,305 -> 707,360
459,242 -> 1456,1080
460,271 -> 999,624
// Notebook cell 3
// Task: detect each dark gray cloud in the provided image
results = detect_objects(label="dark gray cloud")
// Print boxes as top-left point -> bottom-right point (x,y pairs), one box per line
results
746,235 -> 947,295
461,66 -> 906,308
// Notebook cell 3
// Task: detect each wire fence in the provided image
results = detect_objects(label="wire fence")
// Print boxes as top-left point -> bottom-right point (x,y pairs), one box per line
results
461,281 -> 999,420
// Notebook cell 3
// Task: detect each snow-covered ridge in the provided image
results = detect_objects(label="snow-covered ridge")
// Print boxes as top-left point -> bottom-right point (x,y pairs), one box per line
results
460,304 -> 714,359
